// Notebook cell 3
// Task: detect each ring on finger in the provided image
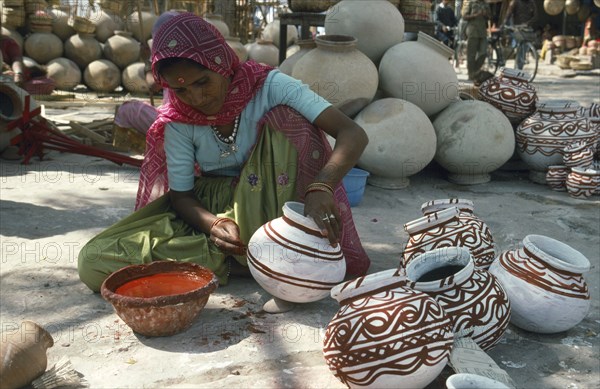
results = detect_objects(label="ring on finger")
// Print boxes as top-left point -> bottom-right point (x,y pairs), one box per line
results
321,214 -> 331,222
215,238 -> 220,247
328,214 -> 336,221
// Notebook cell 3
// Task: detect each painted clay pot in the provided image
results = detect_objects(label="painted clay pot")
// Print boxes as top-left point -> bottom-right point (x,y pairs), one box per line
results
226,36 -> 248,62
566,167 -> 600,199
23,32 -> 63,64
420,199 -> 497,269
478,67 -> 538,125
126,10 -> 157,42
204,14 -> 230,38
247,201 -> 346,303
578,102 -> 600,157
433,100 -> 515,185
405,247 -> 511,351
516,100 -> 595,184
246,39 -> 279,66
355,98 -> 436,189
279,39 -> 315,76
324,0 -> 404,65
323,269 -> 453,388
49,6 -> 75,40
101,261 -> 218,337
64,33 -> 102,69
84,59 -> 121,92
0,320 -> 54,389
562,141 -> 594,169
544,0 -> 565,15
104,30 -> 141,69
122,62 -> 149,94
545,165 -> 570,191
379,31 -> 458,116
91,9 -> 125,43
293,35 -> 378,118
446,373 -> 510,389
488,235 -> 591,333
261,17 -> 298,48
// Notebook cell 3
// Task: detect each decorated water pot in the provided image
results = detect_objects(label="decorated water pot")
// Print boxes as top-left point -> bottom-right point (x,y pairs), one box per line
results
516,100 -> 595,184
545,165 -> 570,191
563,140 -> 594,169
247,201 -> 346,303
566,166 -> 600,199
478,67 -> 538,125
488,235 -> 591,333
405,247 -> 511,351
420,199 -> 497,269
323,269 -> 453,388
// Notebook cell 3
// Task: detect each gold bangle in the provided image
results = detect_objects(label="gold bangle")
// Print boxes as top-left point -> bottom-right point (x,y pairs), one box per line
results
210,217 -> 234,231
305,182 -> 334,196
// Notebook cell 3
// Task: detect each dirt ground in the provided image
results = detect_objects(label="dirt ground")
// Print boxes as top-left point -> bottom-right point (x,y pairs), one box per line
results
1,65 -> 599,388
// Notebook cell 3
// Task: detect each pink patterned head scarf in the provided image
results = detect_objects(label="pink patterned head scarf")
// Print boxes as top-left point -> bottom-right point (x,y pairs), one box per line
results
135,13 -> 273,209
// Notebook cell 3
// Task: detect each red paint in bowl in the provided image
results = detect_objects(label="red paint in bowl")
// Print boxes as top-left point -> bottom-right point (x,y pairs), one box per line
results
115,272 -> 209,298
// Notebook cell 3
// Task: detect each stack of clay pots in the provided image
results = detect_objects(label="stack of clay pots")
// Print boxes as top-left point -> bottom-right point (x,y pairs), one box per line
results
546,141 -> 599,199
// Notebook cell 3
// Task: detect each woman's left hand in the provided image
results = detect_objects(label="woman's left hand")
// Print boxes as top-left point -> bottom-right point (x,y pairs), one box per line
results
304,191 -> 341,247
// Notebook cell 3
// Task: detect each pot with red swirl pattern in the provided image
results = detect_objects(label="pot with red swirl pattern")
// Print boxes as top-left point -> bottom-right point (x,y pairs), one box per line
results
479,67 -> 538,125
562,141 -> 594,169
247,201 -> 346,303
323,269 -> 454,388
516,100 -> 595,184
405,247 -> 511,351
545,165 -> 570,191
566,166 -> 600,199
420,198 -> 497,269
488,235 -> 591,333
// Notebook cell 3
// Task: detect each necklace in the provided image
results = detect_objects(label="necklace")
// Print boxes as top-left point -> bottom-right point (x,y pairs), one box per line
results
211,115 -> 240,158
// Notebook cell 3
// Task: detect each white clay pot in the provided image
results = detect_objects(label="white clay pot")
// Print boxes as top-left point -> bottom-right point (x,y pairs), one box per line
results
90,9 -> 125,43
279,39 -> 316,76
324,269 -> 453,388
84,59 -> 121,92
247,201 -> 346,303
23,32 -> 63,64
355,98 -> 436,189
446,373 -> 509,389
488,235 -> 591,333
126,10 -> 157,42
324,0 -> 405,65
204,14 -> 230,37
64,33 -> 102,69
104,30 -> 141,69
405,247 -> 511,351
261,17 -> 298,48
45,57 -> 82,90
292,34 -> 378,118
246,39 -> 279,66
49,6 -> 75,40
433,100 -> 515,185
122,62 -> 149,94
379,31 -> 459,116
225,37 -> 248,62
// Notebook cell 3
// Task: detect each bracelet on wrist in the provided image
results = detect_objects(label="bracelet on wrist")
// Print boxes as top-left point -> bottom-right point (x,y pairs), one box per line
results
210,217 -> 234,231
305,182 -> 334,197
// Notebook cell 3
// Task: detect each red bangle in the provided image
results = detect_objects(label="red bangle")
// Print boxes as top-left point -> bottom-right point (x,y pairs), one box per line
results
210,217 -> 235,231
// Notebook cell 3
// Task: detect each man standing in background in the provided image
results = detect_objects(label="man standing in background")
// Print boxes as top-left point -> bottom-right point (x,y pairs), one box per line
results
461,0 -> 492,85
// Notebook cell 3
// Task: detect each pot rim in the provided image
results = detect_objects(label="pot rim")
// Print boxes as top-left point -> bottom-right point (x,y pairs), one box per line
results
523,234 -> 590,273
536,99 -> 580,114
421,198 -> 474,215
330,268 -> 410,303
404,206 -> 460,234
282,201 -> 320,232
100,261 -> 219,308
405,247 -> 474,291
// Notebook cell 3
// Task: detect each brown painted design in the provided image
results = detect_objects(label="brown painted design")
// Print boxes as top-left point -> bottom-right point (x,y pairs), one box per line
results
323,288 -> 453,387
410,269 -> 511,351
546,166 -> 570,191
479,71 -> 537,124
404,211 -> 496,269
497,247 -> 589,299
566,170 -> 600,199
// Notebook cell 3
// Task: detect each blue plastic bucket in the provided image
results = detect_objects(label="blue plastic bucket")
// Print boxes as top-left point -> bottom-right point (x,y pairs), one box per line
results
343,168 -> 370,207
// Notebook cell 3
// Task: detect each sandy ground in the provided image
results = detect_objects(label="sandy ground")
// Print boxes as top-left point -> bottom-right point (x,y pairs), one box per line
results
1,65 -> 599,389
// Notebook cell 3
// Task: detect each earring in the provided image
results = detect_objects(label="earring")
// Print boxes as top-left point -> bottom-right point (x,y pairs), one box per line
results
177,77 -> 185,84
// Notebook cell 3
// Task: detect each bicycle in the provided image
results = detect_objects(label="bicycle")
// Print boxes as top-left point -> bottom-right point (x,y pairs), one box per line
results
486,25 -> 539,82
453,25 -> 539,82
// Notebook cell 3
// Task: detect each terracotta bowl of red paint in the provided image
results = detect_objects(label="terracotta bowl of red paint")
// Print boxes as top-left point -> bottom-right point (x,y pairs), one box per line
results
101,261 -> 218,337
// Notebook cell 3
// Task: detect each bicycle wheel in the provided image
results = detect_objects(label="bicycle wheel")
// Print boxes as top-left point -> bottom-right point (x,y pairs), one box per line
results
515,42 -> 538,82
482,43 -> 501,75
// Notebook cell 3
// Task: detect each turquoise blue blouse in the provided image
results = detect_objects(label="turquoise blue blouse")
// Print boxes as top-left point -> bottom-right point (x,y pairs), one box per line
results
164,70 -> 332,192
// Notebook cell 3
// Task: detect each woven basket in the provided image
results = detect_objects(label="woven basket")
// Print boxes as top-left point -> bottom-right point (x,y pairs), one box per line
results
100,0 -> 123,15
70,16 -> 96,34
399,0 -> 432,21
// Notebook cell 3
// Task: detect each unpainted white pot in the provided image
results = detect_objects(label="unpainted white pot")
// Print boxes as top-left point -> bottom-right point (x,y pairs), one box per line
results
225,37 -> 248,62
84,59 -> 121,92
122,62 -> 149,94
23,32 -> 63,64
432,100 -> 515,185
104,30 -> 141,69
46,57 -> 82,90
49,6 -> 75,40
379,31 -> 459,116
127,11 -> 157,42
261,18 -> 298,48
64,33 -> 102,69
356,98 -> 436,189
204,14 -> 230,37
246,39 -> 279,66
279,39 -> 316,76
292,34 -> 378,118
324,0 -> 405,65
90,9 -> 125,43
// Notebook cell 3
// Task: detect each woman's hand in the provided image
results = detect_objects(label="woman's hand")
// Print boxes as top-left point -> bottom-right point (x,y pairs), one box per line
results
210,218 -> 247,256
304,190 -> 341,247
